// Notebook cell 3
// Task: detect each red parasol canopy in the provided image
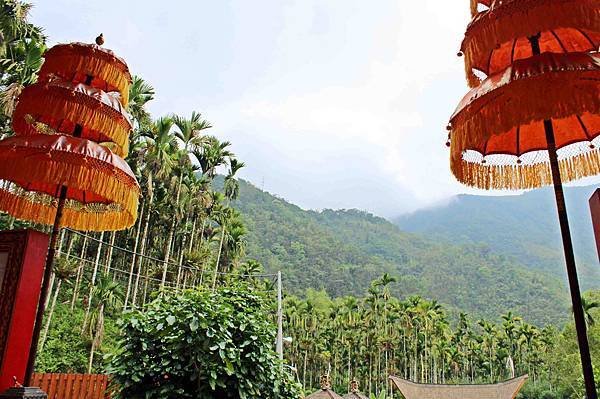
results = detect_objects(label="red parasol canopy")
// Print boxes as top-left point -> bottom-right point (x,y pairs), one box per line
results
38,42 -> 131,105
451,2 -> 600,396
461,0 -> 600,87
12,79 -> 133,156
449,52 -> 600,189
0,135 -> 139,231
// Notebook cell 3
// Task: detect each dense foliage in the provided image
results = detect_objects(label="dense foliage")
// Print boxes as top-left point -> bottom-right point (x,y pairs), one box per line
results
396,186 -> 600,290
285,279 -> 600,399
2,2 -> 600,399
233,179 -> 569,325
108,283 -> 302,399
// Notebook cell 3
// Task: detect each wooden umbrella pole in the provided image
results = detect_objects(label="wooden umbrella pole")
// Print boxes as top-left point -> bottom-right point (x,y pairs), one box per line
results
529,34 -> 598,399
24,120 -> 85,386
544,119 -> 597,399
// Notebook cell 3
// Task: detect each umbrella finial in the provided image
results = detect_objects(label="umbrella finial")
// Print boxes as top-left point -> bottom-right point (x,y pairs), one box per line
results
320,374 -> 331,390
95,33 -> 104,46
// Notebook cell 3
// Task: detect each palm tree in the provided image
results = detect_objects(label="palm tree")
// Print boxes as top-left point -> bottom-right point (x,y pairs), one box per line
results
194,136 -> 233,179
39,256 -> 78,350
578,297 -> 599,328
139,116 -> 177,288
127,75 -> 155,128
0,1 -> 43,54
87,273 -> 123,373
0,36 -> 44,117
162,112 -> 212,289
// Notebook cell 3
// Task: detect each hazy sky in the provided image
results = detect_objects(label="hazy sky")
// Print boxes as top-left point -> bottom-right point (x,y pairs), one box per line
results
31,1 -> 492,216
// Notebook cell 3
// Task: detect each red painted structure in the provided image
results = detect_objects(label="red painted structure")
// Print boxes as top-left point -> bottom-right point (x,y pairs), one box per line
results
0,230 -> 49,392
590,189 -> 600,262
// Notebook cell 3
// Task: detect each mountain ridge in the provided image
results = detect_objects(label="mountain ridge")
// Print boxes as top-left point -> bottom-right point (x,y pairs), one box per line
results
232,179 -> 571,326
395,185 -> 600,290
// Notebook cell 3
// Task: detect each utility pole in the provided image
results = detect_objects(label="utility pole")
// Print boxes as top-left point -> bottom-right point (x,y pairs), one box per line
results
276,270 -> 283,360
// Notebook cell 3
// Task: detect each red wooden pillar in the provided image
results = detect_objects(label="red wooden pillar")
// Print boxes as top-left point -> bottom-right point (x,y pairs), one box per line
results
590,189 -> 600,262
0,230 -> 49,392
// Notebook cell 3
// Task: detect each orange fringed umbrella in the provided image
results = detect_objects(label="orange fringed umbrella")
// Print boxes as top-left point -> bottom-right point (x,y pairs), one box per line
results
0,37 -> 139,387
12,79 -> 132,156
449,52 -> 600,189
0,135 -> 139,231
449,24 -> 599,395
38,42 -> 131,105
461,0 -> 600,87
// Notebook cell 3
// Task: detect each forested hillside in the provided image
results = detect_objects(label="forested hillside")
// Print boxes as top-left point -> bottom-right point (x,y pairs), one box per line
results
232,179 -> 569,325
396,186 -> 600,290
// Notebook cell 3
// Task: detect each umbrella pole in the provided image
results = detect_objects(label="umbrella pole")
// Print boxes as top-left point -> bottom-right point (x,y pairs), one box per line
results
544,120 -> 597,399
24,121 -> 84,386
23,186 -> 68,386
528,33 -> 597,399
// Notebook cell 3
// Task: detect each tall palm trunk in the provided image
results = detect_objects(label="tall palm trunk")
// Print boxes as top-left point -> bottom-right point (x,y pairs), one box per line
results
83,232 -> 104,332
132,202 -> 152,307
87,303 -> 104,373
71,236 -> 88,310
176,232 -> 187,289
212,226 -> 226,290
188,215 -> 197,252
124,203 -> 144,309
39,279 -> 61,350
161,171 -> 184,288
104,232 -> 117,274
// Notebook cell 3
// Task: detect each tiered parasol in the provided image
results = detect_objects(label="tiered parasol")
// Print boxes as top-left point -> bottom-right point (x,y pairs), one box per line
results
448,1 -> 600,397
0,37 -> 139,385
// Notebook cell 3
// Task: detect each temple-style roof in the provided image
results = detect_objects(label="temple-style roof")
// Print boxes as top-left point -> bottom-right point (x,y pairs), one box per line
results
305,389 -> 344,399
389,375 -> 528,399
306,375 -> 344,399
342,379 -> 368,399
343,392 -> 368,399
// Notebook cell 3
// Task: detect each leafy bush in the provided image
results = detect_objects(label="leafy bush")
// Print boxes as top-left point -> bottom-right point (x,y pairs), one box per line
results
108,283 -> 301,398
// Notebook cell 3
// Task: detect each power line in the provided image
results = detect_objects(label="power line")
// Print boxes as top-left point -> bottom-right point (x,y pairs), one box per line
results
57,249 -> 277,294
64,228 -> 277,278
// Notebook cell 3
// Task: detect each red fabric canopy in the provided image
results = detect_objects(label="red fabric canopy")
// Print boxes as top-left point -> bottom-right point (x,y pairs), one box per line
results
12,79 -> 132,156
0,135 -> 139,231
461,0 -> 600,87
39,42 -> 131,105
448,52 -> 600,190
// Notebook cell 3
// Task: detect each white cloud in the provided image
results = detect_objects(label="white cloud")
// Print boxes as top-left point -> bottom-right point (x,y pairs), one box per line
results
32,0 -> 487,216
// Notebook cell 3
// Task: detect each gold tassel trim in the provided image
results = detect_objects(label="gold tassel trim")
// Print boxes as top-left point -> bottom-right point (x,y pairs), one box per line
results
0,149 -> 139,231
0,189 -> 136,231
40,44 -> 131,106
451,70 -> 600,163
451,148 -> 600,190
462,0 -> 600,87
13,83 -> 132,157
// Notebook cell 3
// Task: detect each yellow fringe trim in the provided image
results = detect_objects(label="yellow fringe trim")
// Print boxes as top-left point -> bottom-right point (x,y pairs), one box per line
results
450,70 -> 600,163
451,148 -> 600,190
0,189 -> 136,231
40,46 -> 131,106
13,83 -> 131,157
0,151 -> 139,231
462,0 -> 600,87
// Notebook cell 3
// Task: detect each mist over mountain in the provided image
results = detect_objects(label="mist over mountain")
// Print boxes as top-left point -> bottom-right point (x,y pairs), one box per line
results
395,186 -> 600,290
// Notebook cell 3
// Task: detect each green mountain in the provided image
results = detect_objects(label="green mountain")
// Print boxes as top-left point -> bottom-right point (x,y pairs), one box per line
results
395,186 -> 600,290
233,179 -> 569,326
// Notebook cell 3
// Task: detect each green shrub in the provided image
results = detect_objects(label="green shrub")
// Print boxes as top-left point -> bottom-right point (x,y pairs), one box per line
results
108,283 -> 301,399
